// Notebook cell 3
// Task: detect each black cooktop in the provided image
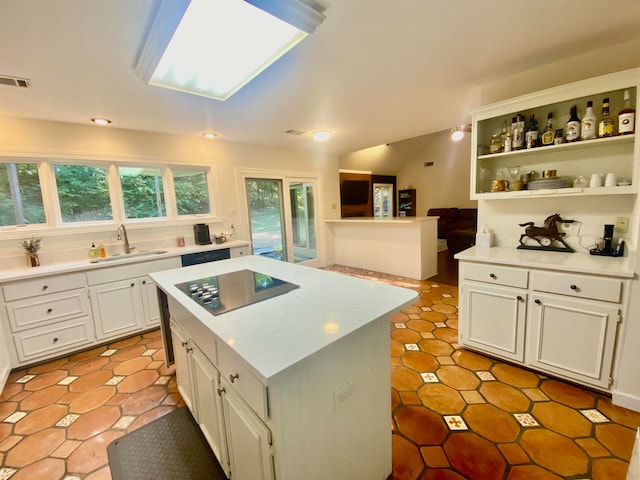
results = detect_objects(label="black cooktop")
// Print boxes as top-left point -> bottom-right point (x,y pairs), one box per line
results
175,269 -> 299,316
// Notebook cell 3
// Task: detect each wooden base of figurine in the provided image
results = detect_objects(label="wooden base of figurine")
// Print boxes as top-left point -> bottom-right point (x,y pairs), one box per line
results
517,244 -> 574,253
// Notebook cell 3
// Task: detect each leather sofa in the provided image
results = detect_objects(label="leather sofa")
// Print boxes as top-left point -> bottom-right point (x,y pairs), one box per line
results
427,208 -> 478,255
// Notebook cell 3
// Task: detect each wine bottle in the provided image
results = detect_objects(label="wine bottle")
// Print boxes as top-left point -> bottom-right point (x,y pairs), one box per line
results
598,98 -> 615,137
580,101 -> 597,140
618,90 -> 636,135
525,114 -> 538,149
565,105 -> 581,142
541,112 -> 554,146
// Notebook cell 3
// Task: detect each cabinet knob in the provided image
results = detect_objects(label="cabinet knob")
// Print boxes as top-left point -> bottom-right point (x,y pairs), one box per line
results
142,280 -> 147,285
130,283 -> 135,288
570,284 -> 578,290
535,299 -> 542,305
516,296 -> 523,301
52,337 -> 59,343
217,387 -> 226,396
229,373 -> 239,383
46,308 -> 53,314
42,285 -> 48,291
489,273 -> 497,279
181,341 -> 188,347
186,347 -> 193,353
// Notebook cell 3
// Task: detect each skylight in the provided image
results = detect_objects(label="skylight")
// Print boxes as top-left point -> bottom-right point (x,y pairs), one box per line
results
136,0 -> 325,101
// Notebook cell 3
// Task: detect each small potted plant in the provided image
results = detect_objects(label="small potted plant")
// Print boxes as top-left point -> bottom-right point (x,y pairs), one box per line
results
19,237 -> 42,267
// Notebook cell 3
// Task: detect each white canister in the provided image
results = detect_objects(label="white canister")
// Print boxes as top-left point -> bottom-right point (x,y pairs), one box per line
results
604,173 -> 617,187
589,173 -> 603,188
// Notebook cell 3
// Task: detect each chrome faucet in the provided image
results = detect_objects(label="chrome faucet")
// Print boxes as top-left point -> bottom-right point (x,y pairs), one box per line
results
117,224 -> 132,254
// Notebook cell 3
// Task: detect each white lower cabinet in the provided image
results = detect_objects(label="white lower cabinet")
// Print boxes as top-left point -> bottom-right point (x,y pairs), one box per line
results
459,260 -> 627,391
140,276 -> 161,327
90,279 -> 145,340
170,321 -> 195,412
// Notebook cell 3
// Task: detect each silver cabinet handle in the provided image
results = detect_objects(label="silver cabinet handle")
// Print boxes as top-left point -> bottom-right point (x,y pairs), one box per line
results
229,373 -> 239,383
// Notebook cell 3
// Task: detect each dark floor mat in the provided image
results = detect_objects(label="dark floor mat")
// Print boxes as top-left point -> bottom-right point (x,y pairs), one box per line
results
107,407 -> 227,480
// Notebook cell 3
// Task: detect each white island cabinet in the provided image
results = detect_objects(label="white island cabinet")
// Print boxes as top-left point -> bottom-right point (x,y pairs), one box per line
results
151,255 -> 417,480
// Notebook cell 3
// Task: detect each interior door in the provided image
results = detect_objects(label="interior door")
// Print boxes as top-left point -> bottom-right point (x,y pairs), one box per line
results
288,181 -> 317,263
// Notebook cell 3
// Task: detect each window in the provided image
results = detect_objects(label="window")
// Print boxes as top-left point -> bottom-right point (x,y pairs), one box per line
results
119,166 -> 166,219
172,168 -> 210,215
54,164 -> 112,222
0,162 -> 45,226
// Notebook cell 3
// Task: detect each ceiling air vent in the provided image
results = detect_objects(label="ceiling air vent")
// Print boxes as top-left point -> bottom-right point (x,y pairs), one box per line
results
0,75 -> 31,88
285,129 -> 306,136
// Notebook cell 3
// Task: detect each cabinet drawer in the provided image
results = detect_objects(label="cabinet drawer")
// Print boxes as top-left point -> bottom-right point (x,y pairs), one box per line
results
13,316 -> 94,363
86,257 -> 180,285
7,289 -> 90,332
531,271 -> 623,303
462,263 -> 528,289
3,272 -> 87,301
217,345 -> 267,419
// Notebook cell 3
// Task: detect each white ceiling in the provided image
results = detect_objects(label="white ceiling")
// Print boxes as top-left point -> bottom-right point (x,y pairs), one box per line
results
1,0 -> 640,157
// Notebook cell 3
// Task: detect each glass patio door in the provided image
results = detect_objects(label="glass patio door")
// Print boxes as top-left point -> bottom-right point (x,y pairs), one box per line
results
244,176 -> 320,265
373,183 -> 393,218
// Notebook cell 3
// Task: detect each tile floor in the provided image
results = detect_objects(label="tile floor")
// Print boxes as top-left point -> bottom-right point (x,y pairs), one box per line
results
0,265 -> 639,480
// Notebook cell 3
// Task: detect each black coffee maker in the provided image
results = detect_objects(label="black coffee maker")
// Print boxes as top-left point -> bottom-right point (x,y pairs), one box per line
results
193,223 -> 212,245
590,224 -> 625,257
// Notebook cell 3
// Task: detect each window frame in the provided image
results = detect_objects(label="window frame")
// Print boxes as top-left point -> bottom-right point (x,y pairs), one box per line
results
0,153 -> 223,237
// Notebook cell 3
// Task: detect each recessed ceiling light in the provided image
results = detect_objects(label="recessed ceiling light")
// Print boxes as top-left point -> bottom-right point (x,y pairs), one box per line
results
90,118 -> 112,126
202,132 -> 217,139
312,131 -> 332,141
451,129 -> 464,141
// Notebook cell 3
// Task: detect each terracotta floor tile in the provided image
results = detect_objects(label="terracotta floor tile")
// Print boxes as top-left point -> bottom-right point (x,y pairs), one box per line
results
392,329 -> 423,344
145,360 -> 164,370
399,391 -> 421,405
0,435 -> 21,452
417,383 -> 465,415
433,328 -> 458,343
421,469 -> 467,480
417,339 -> 453,356
69,386 -> 116,414
596,397 -> 640,429
391,340 -> 406,357
519,429 -> 589,477
540,379 -> 596,409
460,390 -> 485,404
431,304 -> 458,314
161,392 -> 183,406
595,423 -> 636,459
68,356 -> 110,377
0,384 -> 23,402
401,351 -> 438,372
51,439 -> 82,458
0,402 -> 17,421
531,402 -> 592,438
479,382 -> 531,412
405,319 -> 435,333
110,345 -> 146,362
113,356 -> 153,376
127,405 -> 176,432
522,388 -> 549,402
392,366 -> 423,391
391,390 -> 401,412
109,335 -> 142,350
391,434 -> 424,480
66,430 -> 123,474
436,356 -> 455,366
8,392 -> 30,403
451,349 -> 493,371
463,404 -> 520,443
120,386 -> 168,416
116,370 -> 159,394
419,311 -> 448,323
14,404 -> 68,435
158,363 -> 176,376
84,465 -> 114,480
23,370 -> 68,391
491,363 -> 540,389
505,465 -> 562,480
444,432 -> 506,480
66,406 -> 120,441
421,446 -> 450,468
8,457 -> 65,480
498,443 -> 530,465
27,358 -> 69,375
591,457 -> 630,480
575,437 -> 611,457
68,345 -> 107,362
19,385 -> 67,411
394,406 -> 448,445
68,370 -> 112,393
437,366 -> 480,390
4,427 -> 65,468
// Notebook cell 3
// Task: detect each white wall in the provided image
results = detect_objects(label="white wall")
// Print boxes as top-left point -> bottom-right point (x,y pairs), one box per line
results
0,117 -> 340,266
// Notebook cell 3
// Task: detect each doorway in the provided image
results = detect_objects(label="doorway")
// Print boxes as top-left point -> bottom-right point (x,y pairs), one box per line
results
373,183 -> 393,218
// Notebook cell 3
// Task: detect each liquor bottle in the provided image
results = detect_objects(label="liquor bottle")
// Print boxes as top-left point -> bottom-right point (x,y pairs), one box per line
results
500,120 -> 508,149
512,113 -> 525,150
504,131 -> 512,152
525,114 -> 539,149
598,98 -> 615,137
541,112 -> 554,146
618,90 -> 636,135
565,105 -> 581,142
580,101 -> 597,140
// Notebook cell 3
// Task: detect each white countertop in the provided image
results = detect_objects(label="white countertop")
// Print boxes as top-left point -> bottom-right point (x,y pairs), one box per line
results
455,246 -> 636,278
0,240 -> 250,283
326,216 -> 435,224
150,255 -> 418,381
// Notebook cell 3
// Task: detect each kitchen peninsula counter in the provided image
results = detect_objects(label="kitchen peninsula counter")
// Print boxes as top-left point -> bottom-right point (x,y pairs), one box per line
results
326,216 -> 438,280
150,255 -> 417,480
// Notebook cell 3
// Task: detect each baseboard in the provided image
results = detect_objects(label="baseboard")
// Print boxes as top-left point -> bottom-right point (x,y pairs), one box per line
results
612,390 -> 640,413
0,364 -> 9,394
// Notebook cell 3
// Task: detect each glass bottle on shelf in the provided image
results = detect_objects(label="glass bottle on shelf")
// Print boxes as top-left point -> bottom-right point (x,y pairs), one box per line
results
525,114 -> 539,149
565,105 -> 581,142
504,131 -> 512,152
580,100 -> 597,140
618,89 -> 636,135
489,133 -> 503,154
500,120 -> 508,149
541,112 -> 554,146
512,113 -> 525,150
598,97 -> 615,137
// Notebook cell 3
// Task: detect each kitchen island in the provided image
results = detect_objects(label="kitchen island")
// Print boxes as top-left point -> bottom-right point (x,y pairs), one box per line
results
151,255 -> 417,480
326,216 -> 438,280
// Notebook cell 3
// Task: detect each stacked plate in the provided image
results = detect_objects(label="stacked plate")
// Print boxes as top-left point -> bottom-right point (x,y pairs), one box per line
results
526,177 -> 570,190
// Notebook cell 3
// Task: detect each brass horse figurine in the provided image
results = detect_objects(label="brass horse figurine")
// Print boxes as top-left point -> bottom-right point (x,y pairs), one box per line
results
519,213 -> 572,249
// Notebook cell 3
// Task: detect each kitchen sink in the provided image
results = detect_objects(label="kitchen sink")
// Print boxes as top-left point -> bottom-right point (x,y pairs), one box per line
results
89,249 -> 169,263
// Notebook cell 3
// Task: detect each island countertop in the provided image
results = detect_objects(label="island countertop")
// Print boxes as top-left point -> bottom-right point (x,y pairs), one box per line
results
150,255 -> 417,381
